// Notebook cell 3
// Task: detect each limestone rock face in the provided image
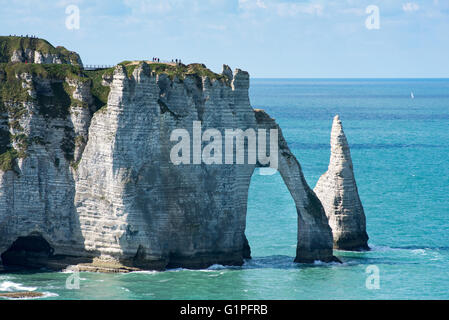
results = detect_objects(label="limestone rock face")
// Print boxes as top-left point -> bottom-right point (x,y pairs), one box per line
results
73,64 -> 335,268
0,55 -> 337,270
74,65 -> 258,269
0,74 -> 92,259
314,115 -> 369,250
10,49 -> 83,66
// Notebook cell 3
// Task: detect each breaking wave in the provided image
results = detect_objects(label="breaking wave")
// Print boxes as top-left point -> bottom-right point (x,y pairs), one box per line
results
0,281 -> 37,292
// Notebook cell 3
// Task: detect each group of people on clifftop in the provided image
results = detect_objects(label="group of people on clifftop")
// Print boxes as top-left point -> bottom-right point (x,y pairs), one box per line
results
9,34 -> 38,39
151,57 -> 183,65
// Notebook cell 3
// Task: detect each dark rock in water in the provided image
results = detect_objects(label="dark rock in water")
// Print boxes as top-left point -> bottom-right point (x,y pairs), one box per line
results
0,291 -> 44,299
242,235 -> 251,260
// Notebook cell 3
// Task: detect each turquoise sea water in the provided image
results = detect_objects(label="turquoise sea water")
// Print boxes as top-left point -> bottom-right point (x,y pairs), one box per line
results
1,79 -> 448,300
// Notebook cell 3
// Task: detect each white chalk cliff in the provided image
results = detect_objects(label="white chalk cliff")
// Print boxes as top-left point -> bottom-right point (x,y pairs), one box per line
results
314,115 -> 369,250
0,37 -> 342,271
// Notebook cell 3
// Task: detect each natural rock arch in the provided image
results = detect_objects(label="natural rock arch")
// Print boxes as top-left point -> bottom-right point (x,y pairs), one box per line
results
73,64 -> 337,269
254,110 -> 337,263
0,61 -> 338,271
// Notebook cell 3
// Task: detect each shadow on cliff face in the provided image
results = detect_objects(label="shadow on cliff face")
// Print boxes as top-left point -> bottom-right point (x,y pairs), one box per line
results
0,77 -> 95,271
107,66 -> 255,271
0,232 -> 95,271
0,233 -> 58,269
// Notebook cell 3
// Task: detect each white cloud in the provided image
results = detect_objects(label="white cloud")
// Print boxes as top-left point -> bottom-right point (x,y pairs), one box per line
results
256,0 -> 267,9
276,3 -> 324,17
207,24 -> 227,31
339,7 -> 365,16
239,0 -> 324,16
123,0 -> 239,17
56,0 -> 83,7
124,0 -> 173,14
402,2 -> 420,12
238,0 -> 267,10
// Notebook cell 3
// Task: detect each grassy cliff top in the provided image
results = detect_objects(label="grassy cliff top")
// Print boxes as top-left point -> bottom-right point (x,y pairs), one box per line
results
119,61 -> 228,82
0,60 -> 230,107
0,36 -> 81,66
0,38 -> 237,172
0,62 -> 86,103
0,36 -> 232,110
0,62 -> 85,81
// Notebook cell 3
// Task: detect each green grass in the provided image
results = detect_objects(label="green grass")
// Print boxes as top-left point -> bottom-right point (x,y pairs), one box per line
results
0,48 -> 232,169
71,158 -> 81,170
74,135 -> 86,145
84,68 -> 113,111
0,36 -> 82,66
1,62 -> 85,81
36,82 -> 72,118
85,61 -> 228,113
0,60 -> 228,117
0,61 -> 88,169
63,82 -> 89,109
0,62 -> 87,104
124,64 -> 138,78
0,147 -> 24,172
0,61 -> 91,117
11,133 -> 28,150
118,61 -> 228,82
151,63 -> 227,82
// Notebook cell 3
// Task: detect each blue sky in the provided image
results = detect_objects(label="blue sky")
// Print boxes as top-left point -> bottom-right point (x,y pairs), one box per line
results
1,0 -> 448,77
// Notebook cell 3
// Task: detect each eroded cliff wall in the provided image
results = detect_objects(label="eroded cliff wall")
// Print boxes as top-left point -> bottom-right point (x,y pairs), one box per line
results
0,68 -> 92,260
74,64 -> 258,268
0,38 -> 336,269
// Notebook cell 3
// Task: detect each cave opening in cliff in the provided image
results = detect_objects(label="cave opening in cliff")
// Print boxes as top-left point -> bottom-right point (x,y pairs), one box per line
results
1,233 -> 54,269
246,169 -> 297,259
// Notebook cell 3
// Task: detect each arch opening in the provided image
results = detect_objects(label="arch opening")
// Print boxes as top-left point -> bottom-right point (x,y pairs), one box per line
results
245,169 -> 297,259
1,233 -> 54,269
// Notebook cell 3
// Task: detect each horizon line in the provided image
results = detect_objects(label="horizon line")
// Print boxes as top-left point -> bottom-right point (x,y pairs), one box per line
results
251,77 -> 449,80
